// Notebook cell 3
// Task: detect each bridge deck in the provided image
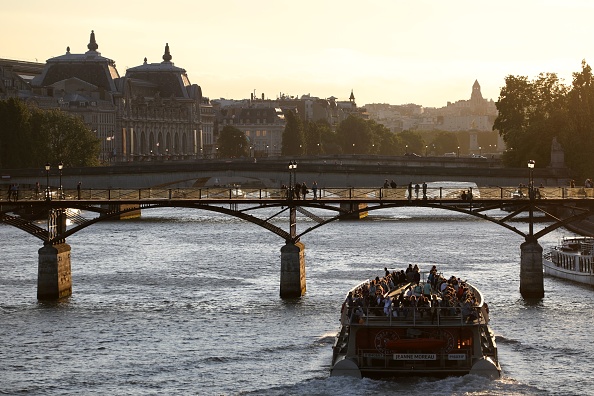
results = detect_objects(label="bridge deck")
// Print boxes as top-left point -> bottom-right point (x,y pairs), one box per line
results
2,186 -> 593,204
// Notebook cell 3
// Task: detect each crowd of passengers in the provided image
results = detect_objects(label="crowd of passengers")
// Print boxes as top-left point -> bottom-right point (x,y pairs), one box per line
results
344,264 -> 482,324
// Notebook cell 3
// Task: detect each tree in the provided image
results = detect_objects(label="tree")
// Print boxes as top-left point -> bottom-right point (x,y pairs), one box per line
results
398,130 -> 424,155
431,131 -> 459,155
0,98 -> 32,168
217,125 -> 248,158
494,73 -> 567,168
371,123 -> 400,155
0,98 -> 101,168
563,60 -> 594,181
336,115 -> 374,154
281,110 -> 305,156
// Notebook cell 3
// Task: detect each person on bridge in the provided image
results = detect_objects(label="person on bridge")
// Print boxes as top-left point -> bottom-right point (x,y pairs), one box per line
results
295,182 -> 301,199
415,183 -> 420,199
407,182 -> 413,201
301,182 -> 308,200
422,182 -> 427,200
77,182 -> 82,200
383,179 -> 389,188
390,180 -> 397,188
312,181 -> 318,199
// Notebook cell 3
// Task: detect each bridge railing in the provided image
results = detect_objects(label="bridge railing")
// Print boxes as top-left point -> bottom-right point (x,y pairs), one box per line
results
2,186 -> 594,202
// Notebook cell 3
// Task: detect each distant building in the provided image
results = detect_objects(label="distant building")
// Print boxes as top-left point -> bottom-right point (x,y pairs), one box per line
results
2,31 -> 210,162
212,90 -> 361,156
366,80 -> 498,133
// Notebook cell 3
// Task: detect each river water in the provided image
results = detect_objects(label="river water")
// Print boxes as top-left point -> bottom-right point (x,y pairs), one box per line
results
1,204 -> 592,396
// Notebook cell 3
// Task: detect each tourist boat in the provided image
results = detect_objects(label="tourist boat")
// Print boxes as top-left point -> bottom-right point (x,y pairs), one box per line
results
330,271 -> 501,379
543,237 -> 594,286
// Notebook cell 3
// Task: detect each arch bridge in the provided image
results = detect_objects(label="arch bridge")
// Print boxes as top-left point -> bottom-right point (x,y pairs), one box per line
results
1,185 -> 593,300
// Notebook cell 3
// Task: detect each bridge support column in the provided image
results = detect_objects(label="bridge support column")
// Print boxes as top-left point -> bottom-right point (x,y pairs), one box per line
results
37,243 -> 72,300
519,239 -> 544,299
280,241 -> 306,298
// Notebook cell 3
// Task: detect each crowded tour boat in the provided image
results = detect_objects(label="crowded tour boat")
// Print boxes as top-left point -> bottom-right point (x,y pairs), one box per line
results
330,265 -> 501,379
543,237 -> 594,287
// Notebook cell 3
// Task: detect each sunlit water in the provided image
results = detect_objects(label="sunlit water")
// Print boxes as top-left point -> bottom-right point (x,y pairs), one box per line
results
1,205 -> 592,396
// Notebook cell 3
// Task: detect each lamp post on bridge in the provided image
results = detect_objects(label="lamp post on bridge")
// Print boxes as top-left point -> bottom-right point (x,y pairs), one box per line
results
528,159 -> 535,238
58,161 -> 63,199
528,160 -> 535,200
457,146 -> 460,158
288,161 -> 297,200
45,163 -> 51,201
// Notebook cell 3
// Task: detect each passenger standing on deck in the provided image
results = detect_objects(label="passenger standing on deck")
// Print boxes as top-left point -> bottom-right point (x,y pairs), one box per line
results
383,179 -> 389,189
312,181 -> 318,199
390,179 -> 397,188
415,183 -> 420,199
301,182 -> 308,200
407,182 -> 413,201
422,182 -> 427,200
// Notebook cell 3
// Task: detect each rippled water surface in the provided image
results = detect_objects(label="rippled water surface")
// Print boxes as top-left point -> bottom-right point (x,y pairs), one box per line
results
1,206 -> 593,395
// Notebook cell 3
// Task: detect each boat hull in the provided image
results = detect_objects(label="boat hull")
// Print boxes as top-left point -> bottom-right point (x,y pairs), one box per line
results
543,258 -> 594,287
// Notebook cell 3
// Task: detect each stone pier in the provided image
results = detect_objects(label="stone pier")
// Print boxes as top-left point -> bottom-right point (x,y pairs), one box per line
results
519,239 -> 544,298
38,243 -> 72,300
280,241 -> 306,298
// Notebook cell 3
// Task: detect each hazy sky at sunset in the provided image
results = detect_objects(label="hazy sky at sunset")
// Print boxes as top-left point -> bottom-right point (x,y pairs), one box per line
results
3,1 -> 593,107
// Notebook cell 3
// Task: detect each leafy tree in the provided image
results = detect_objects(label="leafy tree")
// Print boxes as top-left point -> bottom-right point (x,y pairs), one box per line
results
372,123 -> 401,155
281,110 -> 305,156
0,98 -> 32,168
431,131 -> 459,155
0,98 -> 100,168
398,130 -> 425,155
563,60 -> 594,180
217,125 -> 248,158
336,115 -> 374,154
494,73 -> 567,167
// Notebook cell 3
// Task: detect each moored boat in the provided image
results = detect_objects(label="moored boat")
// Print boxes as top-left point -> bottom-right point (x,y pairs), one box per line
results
330,268 -> 501,379
543,237 -> 594,287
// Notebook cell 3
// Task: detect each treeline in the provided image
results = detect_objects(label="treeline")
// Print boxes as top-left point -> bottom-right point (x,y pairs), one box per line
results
0,98 -> 100,169
218,111 -> 497,159
494,60 -> 594,181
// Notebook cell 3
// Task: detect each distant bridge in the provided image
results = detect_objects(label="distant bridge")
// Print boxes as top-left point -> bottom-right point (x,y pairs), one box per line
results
1,184 -> 593,301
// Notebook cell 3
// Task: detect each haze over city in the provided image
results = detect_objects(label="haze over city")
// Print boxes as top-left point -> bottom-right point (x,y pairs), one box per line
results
3,0 -> 593,107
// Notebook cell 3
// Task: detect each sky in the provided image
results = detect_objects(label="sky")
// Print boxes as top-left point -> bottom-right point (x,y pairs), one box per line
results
3,0 -> 594,108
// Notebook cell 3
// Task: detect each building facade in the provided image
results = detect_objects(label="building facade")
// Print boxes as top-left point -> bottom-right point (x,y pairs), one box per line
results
4,31 -> 211,162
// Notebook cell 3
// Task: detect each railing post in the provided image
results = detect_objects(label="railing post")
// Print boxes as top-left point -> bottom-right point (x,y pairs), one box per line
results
168,189 -> 172,200
138,189 -> 142,199
108,189 -> 111,200
440,187 -> 443,200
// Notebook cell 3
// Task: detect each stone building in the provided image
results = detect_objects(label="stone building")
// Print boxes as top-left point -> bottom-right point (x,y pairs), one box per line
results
4,31 -> 211,162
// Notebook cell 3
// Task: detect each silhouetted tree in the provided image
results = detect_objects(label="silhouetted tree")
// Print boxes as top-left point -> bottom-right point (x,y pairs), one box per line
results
217,125 -> 248,158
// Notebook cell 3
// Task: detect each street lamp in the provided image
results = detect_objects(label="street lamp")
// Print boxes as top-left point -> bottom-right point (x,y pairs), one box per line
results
457,146 -> 460,158
45,163 -> 51,201
528,160 -> 535,199
425,145 -> 428,156
479,146 -> 482,156
58,161 -> 64,199
288,161 -> 297,199
405,144 -> 408,155
352,143 -> 355,155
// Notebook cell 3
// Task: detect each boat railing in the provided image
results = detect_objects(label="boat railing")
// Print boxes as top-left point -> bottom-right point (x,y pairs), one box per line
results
348,304 -> 484,327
